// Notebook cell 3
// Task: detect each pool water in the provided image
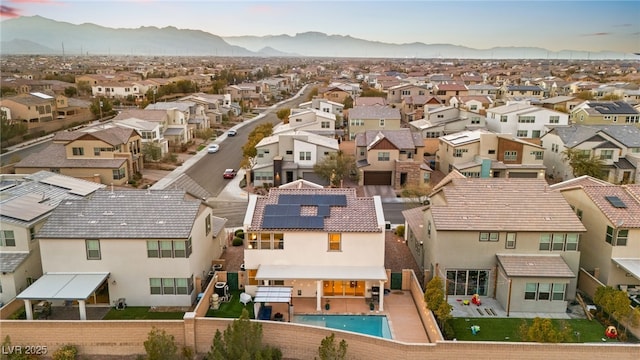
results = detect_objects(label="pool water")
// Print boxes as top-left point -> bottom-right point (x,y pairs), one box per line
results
292,315 -> 392,339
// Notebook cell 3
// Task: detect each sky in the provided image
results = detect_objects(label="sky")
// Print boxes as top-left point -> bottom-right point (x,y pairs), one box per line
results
1,0 -> 639,53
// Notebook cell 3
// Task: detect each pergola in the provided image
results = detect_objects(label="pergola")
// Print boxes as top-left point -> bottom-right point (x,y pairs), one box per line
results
16,272 -> 110,320
252,286 -> 293,321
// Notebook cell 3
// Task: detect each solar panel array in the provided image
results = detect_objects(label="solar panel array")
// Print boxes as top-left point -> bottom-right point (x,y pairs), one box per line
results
261,194 -> 348,229
605,195 -> 627,208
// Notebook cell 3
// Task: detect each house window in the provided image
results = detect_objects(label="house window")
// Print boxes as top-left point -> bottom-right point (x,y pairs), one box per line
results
162,278 -> 175,294
72,147 -> 84,156
299,151 -> 311,161
565,234 -> 579,251
471,117 -> 481,124
479,232 -> 499,242
539,234 -> 551,250
470,105 -> 478,111
576,209 -> 583,221
599,150 -> 613,160
149,278 -> 162,294
552,283 -> 565,301
517,130 -> 528,137
205,214 -> 212,235
531,151 -> 544,160
321,121 -> 330,128
260,233 -> 272,250
518,116 -> 535,123
552,233 -> 565,251
488,149 -> 496,155
147,241 -> 159,258
605,226 -> 614,244
525,283 -> 537,300
425,132 -> 441,138
423,172 -> 431,183
328,233 -> 341,251
30,227 -> 36,241
85,239 -> 101,260
160,240 -> 173,257
500,115 -> 508,123
538,283 -> 551,300
1,230 -> 16,247
176,278 -> 189,295
504,151 -> 517,161
531,130 -> 541,138
453,148 -> 468,158
379,119 -> 385,127
616,229 -> 628,246
378,152 -> 390,161
173,241 -> 186,257
248,233 -> 258,249
113,167 -> 126,180
549,116 -> 560,124
247,270 -> 258,285
506,233 -> 516,249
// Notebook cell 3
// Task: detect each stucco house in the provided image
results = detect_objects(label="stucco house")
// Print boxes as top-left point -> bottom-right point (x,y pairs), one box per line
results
551,177 -> 640,298
541,124 -> 640,184
485,103 -> 569,139
14,127 -> 143,186
386,84 -> 430,105
355,129 -> 429,188
273,108 -> 336,138
251,130 -> 339,187
112,109 -> 170,157
22,189 -> 227,318
347,106 -> 401,140
402,177 -> 586,314
243,184 -> 387,312
437,129 -> 546,179
0,92 -> 57,128
0,171 -> 104,306
571,101 -> 640,128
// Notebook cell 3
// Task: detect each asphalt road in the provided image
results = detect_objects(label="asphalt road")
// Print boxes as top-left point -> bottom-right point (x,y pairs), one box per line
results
1,139 -> 52,166
184,87 -> 313,199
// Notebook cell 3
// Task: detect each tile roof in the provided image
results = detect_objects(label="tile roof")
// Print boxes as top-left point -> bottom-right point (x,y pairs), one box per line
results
581,185 -> 640,228
497,254 -> 575,278
584,101 -> 639,115
15,143 -> 127,169
112,109 -> 168,122
401,206 -> 429,241
348,106 -> 401,120
549,175 -> 611,191
548,124 -> 640,148
37,189 -> 201,239
0,252 -> 30,273
355,129 -> 422,149
430,178 -> 585,232
248,187 -> 382,233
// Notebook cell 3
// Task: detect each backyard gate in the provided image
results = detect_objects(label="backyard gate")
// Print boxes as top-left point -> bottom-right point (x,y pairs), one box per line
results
227,272 -> 239,290
390,272 -> 403,290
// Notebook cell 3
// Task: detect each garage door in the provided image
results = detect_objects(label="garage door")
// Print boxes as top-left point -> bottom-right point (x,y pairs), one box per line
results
508,172 -> 538,178
364,171 -> 392,185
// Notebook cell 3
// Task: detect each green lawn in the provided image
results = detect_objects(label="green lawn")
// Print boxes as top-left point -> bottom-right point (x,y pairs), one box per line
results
103,307 -> 185,320
450,317 -> 615,343
206,290 -> 255,319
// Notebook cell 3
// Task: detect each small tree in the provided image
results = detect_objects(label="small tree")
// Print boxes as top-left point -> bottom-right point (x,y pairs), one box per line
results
142,142 -> 162,162
594,285 -> 631,321
316,333 -> 348,360
52,344 -> 78,360
144,327 -> 178,360
207,308 -> 281,360
562,148 -> 605,179
306,87 -> 319,101
313,151 -> 357,187
518,317 -> 572,343
424,276 -> 452,332
240,123 -> 273,169
89,97 -> 113,119
276,108 -> 291,124
64,86 -> 78,97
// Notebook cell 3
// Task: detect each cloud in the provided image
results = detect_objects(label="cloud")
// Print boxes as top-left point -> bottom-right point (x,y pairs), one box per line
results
0,5 -> 21,17
581,32 -> 610,37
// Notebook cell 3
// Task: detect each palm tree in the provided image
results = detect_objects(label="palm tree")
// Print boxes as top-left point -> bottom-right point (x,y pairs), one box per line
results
562,148 -> 606,179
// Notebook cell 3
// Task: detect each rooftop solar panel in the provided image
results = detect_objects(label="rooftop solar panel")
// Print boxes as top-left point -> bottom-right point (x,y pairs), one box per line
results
278,194 -> 346,206
262,215 -> 324,229
605,196 -> 627,208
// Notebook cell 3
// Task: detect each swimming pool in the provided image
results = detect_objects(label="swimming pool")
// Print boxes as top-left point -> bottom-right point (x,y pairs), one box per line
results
292,315 -> 392,339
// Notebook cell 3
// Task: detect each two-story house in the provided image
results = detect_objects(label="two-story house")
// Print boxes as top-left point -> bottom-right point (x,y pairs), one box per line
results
449,95 -> 494,113
502,85 -> 544,100
112,109 -> 170,157
432,83 -> 469,105
14,127 -> 143,186
243,184 -> 387,311
273,108 -> 337,138
0,92 -> 56,128
0,171 -> 104,306
347,106 -> 401,140
409,108 -> 486,140
466,84 -> 498,99
539,96 -> 581,113
552,178 -> 640,299
541,124 -> 640,184
402,177 -> 586,314
386,84 -> 430,105
252,131 -> 339,187
225,83 -> 263,108
355,129 -> 428,188
18,189 -> 227,319
298,98 -> 345,120
91,81 -> 141,100
145,102 -> 194,145
400,95 -> 443,122
437,129 -> 546,179
571,101 -> 640,128
485,103 -> 569,139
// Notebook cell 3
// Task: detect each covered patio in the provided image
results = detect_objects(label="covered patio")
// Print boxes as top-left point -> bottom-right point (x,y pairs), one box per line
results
16,272 -> 110,320
255,264 -> 388,311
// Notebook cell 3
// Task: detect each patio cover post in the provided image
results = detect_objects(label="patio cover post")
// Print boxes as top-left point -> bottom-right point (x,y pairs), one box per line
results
78,299 -> 87,320
316,280 -> 322,311
378,280 -> 384,311
23,299 -> 33,320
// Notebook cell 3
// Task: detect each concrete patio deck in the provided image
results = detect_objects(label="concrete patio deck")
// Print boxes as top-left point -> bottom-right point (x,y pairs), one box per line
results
448,296 -> 586,319
263,292 -> 430,343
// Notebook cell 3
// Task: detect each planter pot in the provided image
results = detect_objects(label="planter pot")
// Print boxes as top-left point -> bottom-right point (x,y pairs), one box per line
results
325,303 -> 330,310
369,303 -> 375,311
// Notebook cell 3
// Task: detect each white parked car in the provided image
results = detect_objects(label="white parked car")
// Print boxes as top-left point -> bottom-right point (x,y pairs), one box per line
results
207,144 -> 220,153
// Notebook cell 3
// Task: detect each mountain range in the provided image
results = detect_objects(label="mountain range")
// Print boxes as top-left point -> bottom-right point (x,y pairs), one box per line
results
0,16 -> 631,60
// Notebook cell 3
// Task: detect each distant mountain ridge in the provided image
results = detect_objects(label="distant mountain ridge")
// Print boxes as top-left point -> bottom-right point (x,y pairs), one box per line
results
0,16 -> 631,59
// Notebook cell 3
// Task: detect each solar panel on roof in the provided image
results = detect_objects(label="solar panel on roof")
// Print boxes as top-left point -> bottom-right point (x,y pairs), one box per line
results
605,196 -> 627,208
262,215 -> 324,229
264,204 -> 301,216
317,205 -> 330,217
278,194 -> 346,206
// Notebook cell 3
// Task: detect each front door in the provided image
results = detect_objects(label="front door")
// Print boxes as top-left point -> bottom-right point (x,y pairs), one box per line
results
286,171 -> 294,183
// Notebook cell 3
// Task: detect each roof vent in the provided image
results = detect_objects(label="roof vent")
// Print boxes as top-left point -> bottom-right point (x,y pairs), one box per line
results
103,211 -> 114,216
605,196 -> 626,208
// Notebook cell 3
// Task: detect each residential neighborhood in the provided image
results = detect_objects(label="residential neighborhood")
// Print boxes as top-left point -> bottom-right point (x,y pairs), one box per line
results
1,52 -> 640,359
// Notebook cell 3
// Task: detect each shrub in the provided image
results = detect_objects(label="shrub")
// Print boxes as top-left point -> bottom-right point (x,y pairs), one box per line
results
232,237 -> 244,246
395,225 -> 405,237
144,327 -> 178,360
234,229 -> 244,237
52,344 -> 78,360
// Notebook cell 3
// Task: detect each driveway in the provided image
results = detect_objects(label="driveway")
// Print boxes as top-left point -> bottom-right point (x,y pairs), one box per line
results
363,185 -> 397,200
